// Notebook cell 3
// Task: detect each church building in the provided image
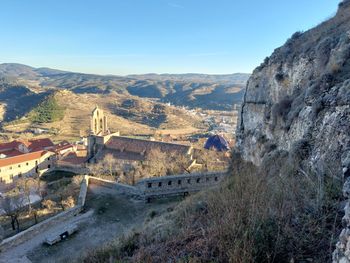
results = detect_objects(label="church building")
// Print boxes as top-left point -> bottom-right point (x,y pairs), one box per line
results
87,106 -> 193,164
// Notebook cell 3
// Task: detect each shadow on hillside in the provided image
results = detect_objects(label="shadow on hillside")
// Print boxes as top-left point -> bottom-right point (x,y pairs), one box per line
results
0,84 -> 51,122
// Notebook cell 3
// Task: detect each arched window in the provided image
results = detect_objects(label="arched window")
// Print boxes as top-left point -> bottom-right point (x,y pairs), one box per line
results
100,118 -> 103,130
94,119 -> 97,133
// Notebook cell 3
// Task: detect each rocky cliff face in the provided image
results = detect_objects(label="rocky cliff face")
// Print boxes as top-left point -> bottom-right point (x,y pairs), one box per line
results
237,1 -> 350,171
236,1 -> 350,261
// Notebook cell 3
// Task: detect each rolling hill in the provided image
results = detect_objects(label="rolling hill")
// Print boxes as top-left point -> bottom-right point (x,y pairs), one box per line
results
0,63 -> 250,111
0,63 -> 248,142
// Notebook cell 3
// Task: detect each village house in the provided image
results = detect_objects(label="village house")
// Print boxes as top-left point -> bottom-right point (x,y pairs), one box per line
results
0,139 -> 57,184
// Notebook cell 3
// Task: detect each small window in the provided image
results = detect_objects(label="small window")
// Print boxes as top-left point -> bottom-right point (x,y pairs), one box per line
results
35,161 -> 38,165
18,173 -> 22,178
168,181 -> 172,186
206,177 -> 209,182
18,164 -> 21,168
178,180 -> 182,185
26,162 -> 29,166
47,157 -> 50,161
148,182 -> 152,188
158,182 -> 162,187
10,174 -> 14,179
48,164 -> 51,169
214,177 -> 218,181
9,166 -> 12,170
196,178 -> 200,183
187,179 -> 191,184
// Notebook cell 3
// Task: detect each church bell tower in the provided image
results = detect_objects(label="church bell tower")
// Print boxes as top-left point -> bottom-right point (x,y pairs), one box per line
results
90,105 -> 108,136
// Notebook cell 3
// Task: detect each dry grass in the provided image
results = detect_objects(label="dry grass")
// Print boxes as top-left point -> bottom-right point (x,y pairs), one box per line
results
82,151 -> 343,263
1,90 -> 206,142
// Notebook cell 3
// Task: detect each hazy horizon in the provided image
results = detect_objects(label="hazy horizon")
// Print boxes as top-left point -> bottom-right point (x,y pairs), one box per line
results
0,62 -> 252,76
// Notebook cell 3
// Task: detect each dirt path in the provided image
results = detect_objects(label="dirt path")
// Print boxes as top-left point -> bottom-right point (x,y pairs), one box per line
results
1,184 -> 182,263
0,210 -> 94,263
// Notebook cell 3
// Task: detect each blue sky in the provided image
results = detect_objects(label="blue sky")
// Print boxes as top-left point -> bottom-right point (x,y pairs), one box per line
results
0,0 -> 340,75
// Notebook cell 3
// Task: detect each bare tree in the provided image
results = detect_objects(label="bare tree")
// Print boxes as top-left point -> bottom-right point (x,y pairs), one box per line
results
143,148 -> 168,177
166,152 -> 192,175
16,177 -> 37,215
61,196 -> 75,210
103,154 -> 117,177
52,180 -> 79,211
194,149 -> 228,172
42,199 -> 56,211
88,154 -> 122,180
1,194 -> 24,232
88,161 -> 104,177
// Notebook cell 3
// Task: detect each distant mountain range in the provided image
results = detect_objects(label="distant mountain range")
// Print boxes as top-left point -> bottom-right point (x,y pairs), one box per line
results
0,63 -> 250,119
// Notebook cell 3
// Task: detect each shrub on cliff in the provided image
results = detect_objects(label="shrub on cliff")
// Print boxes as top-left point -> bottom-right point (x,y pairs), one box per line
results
82,151 -> 342,263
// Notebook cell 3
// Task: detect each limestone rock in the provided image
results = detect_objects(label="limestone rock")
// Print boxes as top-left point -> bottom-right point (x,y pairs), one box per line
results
236,2 -> 350,262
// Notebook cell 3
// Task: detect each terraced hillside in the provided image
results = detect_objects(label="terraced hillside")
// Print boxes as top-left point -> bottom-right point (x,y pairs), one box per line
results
1,90 -> 206,142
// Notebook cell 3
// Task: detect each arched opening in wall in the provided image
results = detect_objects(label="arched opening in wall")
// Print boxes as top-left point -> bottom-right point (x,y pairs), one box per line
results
206,177 -> 209,182
148,182 -> 152,188
100,118 -> 103,130
214,177 -> 218,181
178,180 -> 182,185
187,179 -> 191,184
158,182 -> 162,187
94,119 -> 97,133
196,178 -> 200,183
168,181 -> 172,186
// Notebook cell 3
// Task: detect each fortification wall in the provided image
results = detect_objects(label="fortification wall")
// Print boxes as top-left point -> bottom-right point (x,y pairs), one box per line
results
136,171 -> 227,199
78,176 -> 89,206
87,176 -> 140,196
0,171 -> 227,251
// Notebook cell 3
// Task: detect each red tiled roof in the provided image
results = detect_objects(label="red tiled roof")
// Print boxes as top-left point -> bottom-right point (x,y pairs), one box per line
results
0,149 -> 23,157
105,136 -> 191,155
25,138 -> 55,151
0,151 -> 50,168
53,142 -> 74,153
0,138 -> 54,154
0,141 -> 22,152
59,152 -> 87,165
95,149 -> 144,162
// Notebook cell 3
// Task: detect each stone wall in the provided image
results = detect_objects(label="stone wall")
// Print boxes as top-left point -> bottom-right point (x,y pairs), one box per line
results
0,177 -> 91,252
0,206 -> 81,251
78,176 -> 89,206
0,172 -> 227,251
87,176 -> 140,196
136,171 -> 227,199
